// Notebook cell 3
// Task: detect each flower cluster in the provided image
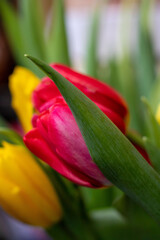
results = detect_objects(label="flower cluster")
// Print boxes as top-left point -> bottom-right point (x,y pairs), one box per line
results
0,63 -> 152,232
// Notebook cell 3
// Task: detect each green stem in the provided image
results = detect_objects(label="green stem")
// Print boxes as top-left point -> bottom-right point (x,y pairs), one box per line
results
41,165 -> 99,240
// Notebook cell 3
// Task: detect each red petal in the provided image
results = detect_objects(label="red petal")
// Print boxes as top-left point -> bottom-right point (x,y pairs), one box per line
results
32,78 -> 61,112
38,105 -> 110,186
24,128 -> 110,188
52,64 -> 128,121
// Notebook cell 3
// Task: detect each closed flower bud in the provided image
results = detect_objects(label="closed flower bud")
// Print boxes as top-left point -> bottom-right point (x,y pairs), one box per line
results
24,64 -> 129,188
0,141 -> 62,227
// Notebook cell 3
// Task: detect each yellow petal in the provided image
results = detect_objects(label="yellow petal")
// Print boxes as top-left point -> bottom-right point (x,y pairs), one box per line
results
0,177 -> 53,226
156,104 -> 160,125
0,142 -> 62,227
9,67 -> 40,133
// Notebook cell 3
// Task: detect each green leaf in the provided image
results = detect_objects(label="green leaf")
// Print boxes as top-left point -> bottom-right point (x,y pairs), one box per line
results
143,137 -> 160,175
141,97 -> 160,148
17,0 -> 46,77
85,6 -> 100,78
46,0 -> 70,65
102,58 -> 121,90
18,0 -> 45,60
113,195 -> 160,240
134,0 -> 155,98
0,0 -> 43,76
116,56 -> 144,134
0,127 -> 23,145
26,55 -> 160,224
102,56 -> 145,134
127,130 -> 145,150
0,0 -> 25,64
81,186 -> 123,211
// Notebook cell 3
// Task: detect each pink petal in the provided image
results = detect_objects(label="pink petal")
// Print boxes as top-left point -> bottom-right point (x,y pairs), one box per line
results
36,104 -> 110,186
24,128 -> 110,188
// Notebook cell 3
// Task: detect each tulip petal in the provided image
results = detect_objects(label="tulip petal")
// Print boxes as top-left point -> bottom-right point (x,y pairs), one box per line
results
0,141 -> 62,227
32,78 -> 61,112
32,78 -> 126,133
24,128 -> 110,188
32,64 -> 129,125
36,104 -> 110,187
96,103 -> 126,133
9,66 -> 40,133
52,64 -> 128,120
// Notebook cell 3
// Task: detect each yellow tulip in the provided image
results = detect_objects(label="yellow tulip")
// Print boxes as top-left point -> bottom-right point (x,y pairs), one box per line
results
0,141 -> 62,227
156,104 -> 160,125
9,67 -> 40,133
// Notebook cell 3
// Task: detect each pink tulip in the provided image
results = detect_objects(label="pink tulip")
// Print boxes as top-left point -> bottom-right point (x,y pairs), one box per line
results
24,64 -> 129,188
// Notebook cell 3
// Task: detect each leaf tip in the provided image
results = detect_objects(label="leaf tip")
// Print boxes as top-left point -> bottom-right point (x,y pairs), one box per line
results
24,54 -> 32,60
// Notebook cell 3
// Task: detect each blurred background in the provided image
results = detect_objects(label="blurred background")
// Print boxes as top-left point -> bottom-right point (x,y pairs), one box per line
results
0,0 -> 160,133
1,0 -> 160,128
1,0 -> 160,239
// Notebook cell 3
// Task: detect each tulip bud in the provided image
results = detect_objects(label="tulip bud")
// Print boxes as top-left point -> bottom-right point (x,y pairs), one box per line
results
9,67 -> 40,133
33,64 -> 129,133
24,64 -> 129,188
0,141 -> 62,227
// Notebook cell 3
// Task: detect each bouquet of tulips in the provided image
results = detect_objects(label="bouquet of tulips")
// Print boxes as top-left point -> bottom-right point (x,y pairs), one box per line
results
1,0 -> 160,239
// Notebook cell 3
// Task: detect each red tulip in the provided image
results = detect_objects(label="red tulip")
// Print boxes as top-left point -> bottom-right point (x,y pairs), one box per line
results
24,64 -> 129,188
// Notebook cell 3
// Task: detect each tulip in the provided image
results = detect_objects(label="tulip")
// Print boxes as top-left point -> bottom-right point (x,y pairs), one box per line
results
0,141 -> 62,227
24,64 -> 129,188
9,67 -> 40,133
32,64 -> 128,133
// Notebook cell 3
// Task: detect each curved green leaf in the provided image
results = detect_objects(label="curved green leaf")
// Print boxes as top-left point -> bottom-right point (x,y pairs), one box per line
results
26,55 -> 160,224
